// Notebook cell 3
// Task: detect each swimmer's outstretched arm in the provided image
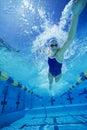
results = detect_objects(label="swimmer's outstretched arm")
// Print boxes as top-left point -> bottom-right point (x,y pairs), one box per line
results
73,0 -> 87,16
59,0 -> 87,54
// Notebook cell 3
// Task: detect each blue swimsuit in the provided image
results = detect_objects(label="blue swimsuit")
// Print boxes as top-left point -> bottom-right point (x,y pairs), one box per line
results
48,57 -> 62,77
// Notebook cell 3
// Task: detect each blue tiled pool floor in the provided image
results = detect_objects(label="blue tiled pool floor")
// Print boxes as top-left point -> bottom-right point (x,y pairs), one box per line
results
2,110 -> 87,130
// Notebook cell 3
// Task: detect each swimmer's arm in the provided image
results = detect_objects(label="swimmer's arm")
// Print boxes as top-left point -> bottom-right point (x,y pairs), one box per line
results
59,0 -> 87,54
73,0 -> 87,16
60,14 -> 79,53
56,15 -> 78,62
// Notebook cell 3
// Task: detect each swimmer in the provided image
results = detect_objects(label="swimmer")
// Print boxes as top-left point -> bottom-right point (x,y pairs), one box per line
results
48,0 -> 87,90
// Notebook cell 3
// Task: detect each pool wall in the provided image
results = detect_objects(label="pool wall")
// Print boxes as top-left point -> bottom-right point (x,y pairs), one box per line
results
0,72 -> 26,128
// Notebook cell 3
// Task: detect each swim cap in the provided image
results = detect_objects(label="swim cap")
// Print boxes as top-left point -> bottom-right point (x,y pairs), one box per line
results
48,37 -> 57,44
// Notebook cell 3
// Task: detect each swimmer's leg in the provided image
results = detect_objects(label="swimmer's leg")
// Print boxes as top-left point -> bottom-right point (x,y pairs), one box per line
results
55,74 -> 62,82
48,72 -> 53,90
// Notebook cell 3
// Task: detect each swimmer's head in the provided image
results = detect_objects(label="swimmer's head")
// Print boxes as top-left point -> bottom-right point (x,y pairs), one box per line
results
48,37 -> 59,49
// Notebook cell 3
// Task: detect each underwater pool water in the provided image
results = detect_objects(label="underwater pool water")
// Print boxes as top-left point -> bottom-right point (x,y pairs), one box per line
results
0,0 -> 87,129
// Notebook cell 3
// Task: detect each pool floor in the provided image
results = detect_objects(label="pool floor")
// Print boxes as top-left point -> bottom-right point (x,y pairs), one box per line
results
2,110 -> 87,130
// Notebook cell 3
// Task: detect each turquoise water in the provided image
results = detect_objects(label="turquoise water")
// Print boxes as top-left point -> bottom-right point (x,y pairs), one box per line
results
0,0 -> 87,129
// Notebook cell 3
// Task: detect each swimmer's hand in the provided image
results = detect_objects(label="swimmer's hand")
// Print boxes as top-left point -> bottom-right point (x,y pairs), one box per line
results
72,0 -> 87,16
